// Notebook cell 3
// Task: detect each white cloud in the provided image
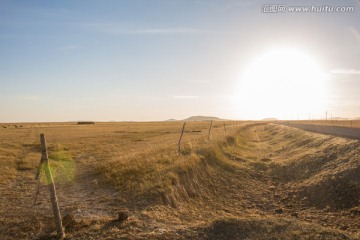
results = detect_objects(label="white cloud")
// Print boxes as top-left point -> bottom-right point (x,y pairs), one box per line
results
81,22 -> 206,35
330,69 -> 360,75
132,28 -> 205,34
81,22 -> 128,34
173,95 -> 200,99
59,45 -> 79,50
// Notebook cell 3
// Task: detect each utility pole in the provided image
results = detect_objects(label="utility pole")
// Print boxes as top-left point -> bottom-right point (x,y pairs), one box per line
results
326,110 -> 328,121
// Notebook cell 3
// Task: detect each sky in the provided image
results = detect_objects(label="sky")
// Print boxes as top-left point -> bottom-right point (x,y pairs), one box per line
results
0,0 -> 360,122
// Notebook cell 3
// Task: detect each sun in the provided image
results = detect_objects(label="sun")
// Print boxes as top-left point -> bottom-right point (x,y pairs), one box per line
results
238,48 -> 328,120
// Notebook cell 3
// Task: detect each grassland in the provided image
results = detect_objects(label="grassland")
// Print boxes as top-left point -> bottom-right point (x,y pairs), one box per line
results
1,121 -> 360,239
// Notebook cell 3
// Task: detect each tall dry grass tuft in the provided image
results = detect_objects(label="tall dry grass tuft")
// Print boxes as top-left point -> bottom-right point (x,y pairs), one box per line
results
93,125 -> 242,205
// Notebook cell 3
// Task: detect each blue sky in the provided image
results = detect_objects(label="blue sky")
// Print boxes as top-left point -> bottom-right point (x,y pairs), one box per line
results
1,0 -> 360,122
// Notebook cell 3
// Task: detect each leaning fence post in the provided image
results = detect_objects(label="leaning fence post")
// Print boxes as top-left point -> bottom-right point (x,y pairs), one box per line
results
178,122 -> 186,156
39,134 -> 65,239
208,120 -> 213,141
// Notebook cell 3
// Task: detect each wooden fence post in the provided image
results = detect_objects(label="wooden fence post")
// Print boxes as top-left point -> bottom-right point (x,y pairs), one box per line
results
223,122 -> 226,134
208,120 -> 213,141
39,134 -> 65,239
178,122 -> 186,156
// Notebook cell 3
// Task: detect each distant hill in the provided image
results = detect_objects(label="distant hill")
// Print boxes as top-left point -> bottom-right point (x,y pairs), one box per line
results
166,116 -> 225,122
262,118 -> 278,121
183,116 -> 223,121
165,119 -> 178,122
331,117 -> 349,120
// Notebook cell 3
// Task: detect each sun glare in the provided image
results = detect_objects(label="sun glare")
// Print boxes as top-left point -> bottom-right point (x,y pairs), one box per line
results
238,48 -> 328,119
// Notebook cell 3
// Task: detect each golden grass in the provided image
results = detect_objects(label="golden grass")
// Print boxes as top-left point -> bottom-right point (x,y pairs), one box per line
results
1,121 -> 360,239
0,121 -> 240,184
91,122 -> 244,203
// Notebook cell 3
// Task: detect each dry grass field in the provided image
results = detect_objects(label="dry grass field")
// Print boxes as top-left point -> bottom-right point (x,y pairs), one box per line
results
1,121 -> 360,239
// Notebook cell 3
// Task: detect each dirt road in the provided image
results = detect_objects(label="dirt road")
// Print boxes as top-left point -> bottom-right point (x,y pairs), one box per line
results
278,122 -> 360,139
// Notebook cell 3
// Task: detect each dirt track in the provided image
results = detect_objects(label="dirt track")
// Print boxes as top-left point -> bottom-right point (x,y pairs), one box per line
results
279,122 -> 360,139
